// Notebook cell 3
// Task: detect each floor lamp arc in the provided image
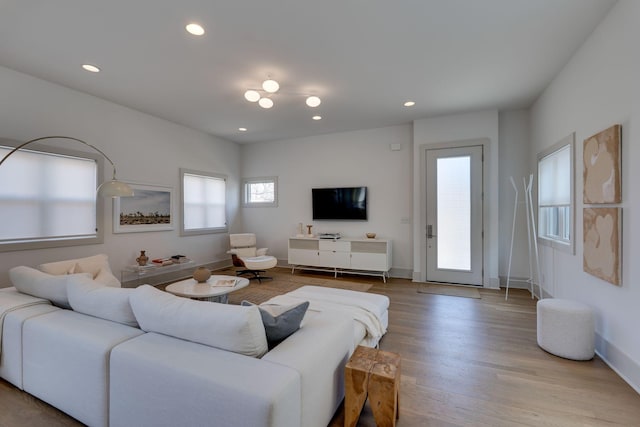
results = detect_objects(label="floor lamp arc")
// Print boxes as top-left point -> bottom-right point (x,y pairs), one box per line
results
0,136 -> 133,198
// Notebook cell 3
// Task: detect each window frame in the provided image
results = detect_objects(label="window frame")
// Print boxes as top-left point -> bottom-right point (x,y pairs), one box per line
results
179,168 -> 228,236
537,133 -> 575,254
242,176 -> 278,208
0,138 -> 105,252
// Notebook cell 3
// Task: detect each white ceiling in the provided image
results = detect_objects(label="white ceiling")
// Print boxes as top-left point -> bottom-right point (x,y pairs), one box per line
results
0,0 -> 616,144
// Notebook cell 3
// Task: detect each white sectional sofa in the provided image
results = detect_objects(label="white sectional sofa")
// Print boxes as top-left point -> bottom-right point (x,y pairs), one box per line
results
0,255 -> 361,427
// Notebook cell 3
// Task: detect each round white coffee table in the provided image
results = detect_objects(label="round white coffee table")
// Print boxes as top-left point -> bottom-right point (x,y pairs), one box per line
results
165,275 -> 250,303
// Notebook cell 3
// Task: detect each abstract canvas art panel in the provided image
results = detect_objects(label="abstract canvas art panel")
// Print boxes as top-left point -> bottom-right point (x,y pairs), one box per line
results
583,124 -> 621,204
583,207 -> 621,285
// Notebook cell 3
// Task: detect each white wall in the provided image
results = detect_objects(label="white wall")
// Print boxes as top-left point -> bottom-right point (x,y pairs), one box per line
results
498,110 -> 532,285
240,125 -> 414,277
0,66 -> 241,285
530,0 -> 640,392
412,110 -> 500,287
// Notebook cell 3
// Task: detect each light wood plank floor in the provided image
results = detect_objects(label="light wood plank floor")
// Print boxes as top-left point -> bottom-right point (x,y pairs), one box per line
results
1,273 -> 639,427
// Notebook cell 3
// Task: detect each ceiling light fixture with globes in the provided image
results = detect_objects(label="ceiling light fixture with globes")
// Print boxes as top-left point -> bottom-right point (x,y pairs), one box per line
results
244,78 -> 322,110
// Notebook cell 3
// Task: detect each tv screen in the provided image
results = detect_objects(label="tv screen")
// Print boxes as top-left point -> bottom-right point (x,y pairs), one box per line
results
312,187 -> 367,220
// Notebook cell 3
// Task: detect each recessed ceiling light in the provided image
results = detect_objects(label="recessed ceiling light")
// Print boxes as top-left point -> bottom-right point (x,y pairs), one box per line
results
82,64 -> 100,73
238,127 -> 247,132
403,101 -> 415,107
312,115 -> 322,121
306,96 -> 321,108
185,23 -> 205,36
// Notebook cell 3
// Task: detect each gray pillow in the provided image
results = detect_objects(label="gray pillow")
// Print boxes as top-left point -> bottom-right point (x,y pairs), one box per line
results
242,300 -> 310,347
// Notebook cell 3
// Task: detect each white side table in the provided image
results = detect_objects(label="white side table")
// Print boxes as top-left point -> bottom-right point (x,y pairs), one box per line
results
165,275 -> 250,303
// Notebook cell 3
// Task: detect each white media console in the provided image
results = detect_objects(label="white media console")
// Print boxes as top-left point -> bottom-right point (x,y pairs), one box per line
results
288,236 -> 392,282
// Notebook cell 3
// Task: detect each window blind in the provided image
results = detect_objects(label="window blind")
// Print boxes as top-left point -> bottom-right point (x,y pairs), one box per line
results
0,146 -> 97,243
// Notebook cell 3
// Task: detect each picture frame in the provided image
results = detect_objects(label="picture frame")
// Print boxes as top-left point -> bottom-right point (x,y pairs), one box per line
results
113,183 -> 173,233
583,124 -> 621,204
583,207 -> 621,286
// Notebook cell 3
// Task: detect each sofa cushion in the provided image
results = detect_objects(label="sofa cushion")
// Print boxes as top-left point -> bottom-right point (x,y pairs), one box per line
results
67,275 -> 138,327
9,266 -> 91,309
130,285 -> 268,357
22,310 -> 143,427
242,300 -> 309,348
38,254 -> 121,287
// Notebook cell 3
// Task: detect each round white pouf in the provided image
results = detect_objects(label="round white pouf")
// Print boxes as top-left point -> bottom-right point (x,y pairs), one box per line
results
537,299 -> 595,360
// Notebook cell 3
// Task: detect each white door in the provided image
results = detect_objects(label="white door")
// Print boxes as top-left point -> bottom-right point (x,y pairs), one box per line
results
426,146 -> 483,285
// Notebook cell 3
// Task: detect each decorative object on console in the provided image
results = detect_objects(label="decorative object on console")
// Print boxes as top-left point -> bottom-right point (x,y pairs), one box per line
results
297,222 -> 304,237
366,232 -> 376,239
306,224 -> 313,236
0,136 -> 133,198
193,267 -> 212,283
113,183 -> 173,233
136,250 -> 148,266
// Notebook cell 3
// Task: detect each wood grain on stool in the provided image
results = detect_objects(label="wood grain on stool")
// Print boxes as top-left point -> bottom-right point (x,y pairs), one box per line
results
345,345 -> 400,427
369,351 -> 401,426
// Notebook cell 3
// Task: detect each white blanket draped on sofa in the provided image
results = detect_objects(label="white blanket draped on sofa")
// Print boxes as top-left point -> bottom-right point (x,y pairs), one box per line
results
263,287 -> 386,347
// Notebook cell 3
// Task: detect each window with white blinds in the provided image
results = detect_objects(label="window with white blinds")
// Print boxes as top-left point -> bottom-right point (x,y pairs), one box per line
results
0,145 -> 102,251
180,169 -> 227,235
537,134 -> 575,253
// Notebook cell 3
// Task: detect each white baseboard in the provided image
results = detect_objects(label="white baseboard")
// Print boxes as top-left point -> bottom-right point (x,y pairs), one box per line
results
389,268 -> 412,279
595,333 -> 640,395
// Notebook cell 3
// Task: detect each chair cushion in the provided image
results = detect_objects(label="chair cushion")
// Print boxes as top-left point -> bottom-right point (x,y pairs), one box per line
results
234,247 -> 258,258
230,233 -> 257,247
67,275 -> 138,327
242,255 -> 277,270
129,285 -> 268,358
9,266 -> 91,309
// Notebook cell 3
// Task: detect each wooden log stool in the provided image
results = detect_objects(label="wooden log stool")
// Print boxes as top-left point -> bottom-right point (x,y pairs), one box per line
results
345,345 -> 401,427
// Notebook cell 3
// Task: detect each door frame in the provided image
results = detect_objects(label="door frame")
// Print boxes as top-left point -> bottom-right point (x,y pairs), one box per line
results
418,138 -> 492,287
425,145 -> 484,285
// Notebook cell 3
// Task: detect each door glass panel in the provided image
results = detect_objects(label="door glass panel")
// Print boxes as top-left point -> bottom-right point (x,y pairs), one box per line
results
437,156 -> 471,270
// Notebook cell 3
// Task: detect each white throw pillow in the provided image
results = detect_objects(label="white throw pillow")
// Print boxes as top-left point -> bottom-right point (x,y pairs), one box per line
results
67,275 -> 138,327
9,266 -> 91,308
39,254 -> 114,277
92,268 -> 122,288
129,285 -> 268,358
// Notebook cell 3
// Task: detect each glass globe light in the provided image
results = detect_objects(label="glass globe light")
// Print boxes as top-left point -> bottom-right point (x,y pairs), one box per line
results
258,97 -> 274,109
244,90 -> 260,102
305,96 -> 321,107
262,79 -> 280,93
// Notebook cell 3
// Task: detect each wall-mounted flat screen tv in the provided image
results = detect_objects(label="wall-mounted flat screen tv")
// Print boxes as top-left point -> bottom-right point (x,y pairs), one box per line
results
312,187 -> 368,220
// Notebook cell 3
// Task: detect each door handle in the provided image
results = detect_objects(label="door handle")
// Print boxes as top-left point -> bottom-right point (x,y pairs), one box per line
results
427,224 -> 435,239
